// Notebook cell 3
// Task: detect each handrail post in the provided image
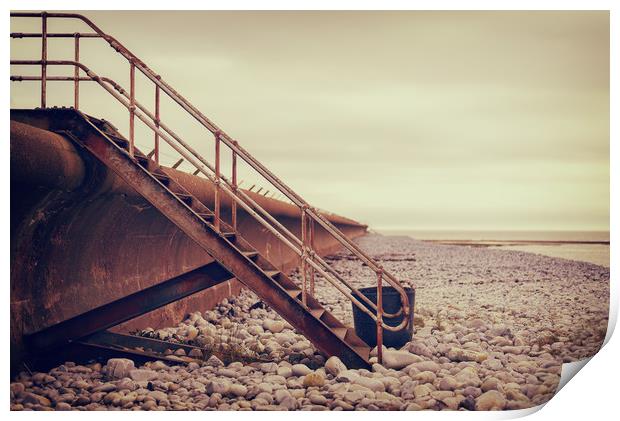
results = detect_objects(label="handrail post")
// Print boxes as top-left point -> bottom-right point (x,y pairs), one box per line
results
301,206 -> 308,306
376,267 -> 384,365
231,144 -> 238,232
309,218 -> 315,296
73,33 -> 80,109
129,62 -> 135,157
40,12 -> 47,108
214,132 -> 221,232
154,80 -> 160,165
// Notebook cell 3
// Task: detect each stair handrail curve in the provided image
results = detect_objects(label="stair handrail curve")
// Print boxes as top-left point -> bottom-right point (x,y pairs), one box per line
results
10,12 -> 412,341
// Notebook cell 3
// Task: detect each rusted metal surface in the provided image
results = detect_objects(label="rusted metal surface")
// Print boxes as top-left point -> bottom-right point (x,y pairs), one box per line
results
74,34 -> 80,109
154,84 -> 160,165
129,63 -> 135,156
40,13 -> 47,108
26,261 -> 232,353
231,148 -> 238,231
14,110 -> 365,370
10,120 -> 86,191
82,330 -> 207,356
11,32 -> 101,38
376,269 -> 384,365
214,134 -> 221,232
10,183 -> 217,371
28,331 -> 205,373
301,208 -> 307,305
112,279 -> 244,335
310,219 -> 315,295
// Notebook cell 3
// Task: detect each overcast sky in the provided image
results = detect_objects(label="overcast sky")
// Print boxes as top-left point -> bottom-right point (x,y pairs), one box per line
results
10,11 -> 609,231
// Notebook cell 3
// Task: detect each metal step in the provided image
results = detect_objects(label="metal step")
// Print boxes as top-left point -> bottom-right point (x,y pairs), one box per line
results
264,270 -> 280,279
171,191 -> 193,204
109,135 -> 129,148
309,308 -> 326,319
242,251 -> 259,260
332,327 -> 348,339
196,211 -> 215,221
151,171 -> 170,185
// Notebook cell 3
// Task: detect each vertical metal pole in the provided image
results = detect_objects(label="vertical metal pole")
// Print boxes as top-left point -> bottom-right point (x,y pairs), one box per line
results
154,84 -> 160,165
301,208 -> 307,306
129,62 -> 135,157
73,34 -> 80,109
309,218 -> 315,296
376,268 -> 384,365
41,13 -> 48,108
231,148 -> 238,231
214,134 -> 221,232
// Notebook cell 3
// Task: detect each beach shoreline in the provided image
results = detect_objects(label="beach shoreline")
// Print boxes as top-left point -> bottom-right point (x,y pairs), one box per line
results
10,234 -> 610,411
419,239 -> 610,268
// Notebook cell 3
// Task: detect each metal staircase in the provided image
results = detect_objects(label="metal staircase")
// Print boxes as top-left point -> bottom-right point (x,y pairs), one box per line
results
10,12 -> 412,369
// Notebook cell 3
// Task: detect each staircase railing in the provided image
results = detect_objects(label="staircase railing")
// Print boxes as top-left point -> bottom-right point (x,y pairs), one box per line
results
10,12 -> 412,362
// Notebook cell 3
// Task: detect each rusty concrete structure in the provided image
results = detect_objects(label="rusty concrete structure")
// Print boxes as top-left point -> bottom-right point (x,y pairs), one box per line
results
10,12 -> 412,373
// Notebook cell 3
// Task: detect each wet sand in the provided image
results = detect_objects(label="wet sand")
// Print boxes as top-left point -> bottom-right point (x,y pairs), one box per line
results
488,243 -> 609,267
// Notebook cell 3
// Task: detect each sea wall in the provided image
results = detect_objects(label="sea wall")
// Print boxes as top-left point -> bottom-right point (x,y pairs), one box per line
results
10,120 -> 367,368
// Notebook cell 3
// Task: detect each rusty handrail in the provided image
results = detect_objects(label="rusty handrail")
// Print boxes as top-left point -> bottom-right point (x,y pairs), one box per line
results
10,13 -> 413,347
11,32 -> 101,38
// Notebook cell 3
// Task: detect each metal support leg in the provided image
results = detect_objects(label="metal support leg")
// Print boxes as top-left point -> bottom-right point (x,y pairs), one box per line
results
129,62 -> 135,157
25,262 -> 233,352
73,34 -> 80,109
309,218 -> 315,295
154,83 -> 160,165
376,268 -> 384,364
301,208 -> 308,306
232,148 -> 237,231
40,13 -> 47,108
214,133 -> 221,232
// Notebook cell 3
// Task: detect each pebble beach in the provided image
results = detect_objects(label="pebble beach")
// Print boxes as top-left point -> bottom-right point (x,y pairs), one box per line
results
10,234 -> 610,411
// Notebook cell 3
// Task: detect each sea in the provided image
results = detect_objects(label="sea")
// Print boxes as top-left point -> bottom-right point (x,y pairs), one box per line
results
377,230 -> 610,268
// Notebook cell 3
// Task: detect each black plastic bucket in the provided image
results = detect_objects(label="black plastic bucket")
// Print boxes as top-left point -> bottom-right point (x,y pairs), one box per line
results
351,286 -> 415,348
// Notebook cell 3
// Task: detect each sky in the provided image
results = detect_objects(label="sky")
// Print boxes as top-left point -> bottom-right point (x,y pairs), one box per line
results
10,11 -> 610,232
